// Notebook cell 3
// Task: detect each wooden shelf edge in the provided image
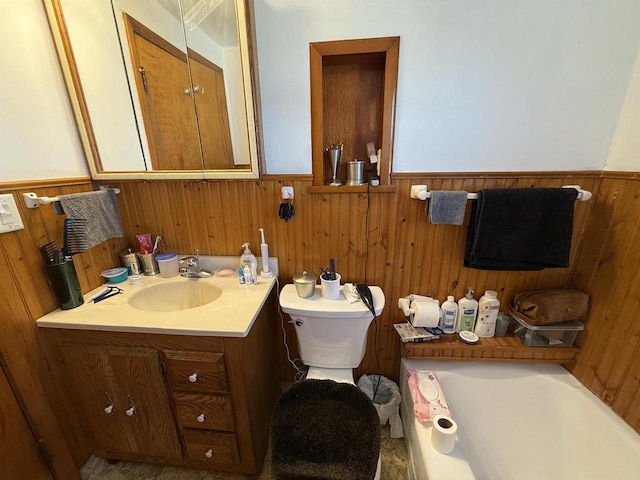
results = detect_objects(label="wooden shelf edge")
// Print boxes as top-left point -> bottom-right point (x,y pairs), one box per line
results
402,335 -> 580,364
307,185 -> 397,194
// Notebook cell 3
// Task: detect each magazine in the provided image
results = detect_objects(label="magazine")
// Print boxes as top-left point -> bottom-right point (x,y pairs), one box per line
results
393,322 -> 439,343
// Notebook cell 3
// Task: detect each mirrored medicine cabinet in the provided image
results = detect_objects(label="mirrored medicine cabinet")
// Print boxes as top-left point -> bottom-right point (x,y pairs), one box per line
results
44,0 -> 262,180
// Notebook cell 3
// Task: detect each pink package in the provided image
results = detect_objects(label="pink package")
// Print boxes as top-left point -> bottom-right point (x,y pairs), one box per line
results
406,368 -> 451,423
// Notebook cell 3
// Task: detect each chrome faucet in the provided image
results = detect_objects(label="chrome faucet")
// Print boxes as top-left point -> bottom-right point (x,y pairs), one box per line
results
179,250 -> 213,278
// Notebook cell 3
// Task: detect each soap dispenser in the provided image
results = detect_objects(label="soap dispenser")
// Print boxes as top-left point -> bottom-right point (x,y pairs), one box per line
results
456,287 -> 478,332
240,243 -> 258,271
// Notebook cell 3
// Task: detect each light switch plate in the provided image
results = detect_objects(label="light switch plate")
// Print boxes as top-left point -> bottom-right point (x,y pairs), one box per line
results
0,193 -> 25,234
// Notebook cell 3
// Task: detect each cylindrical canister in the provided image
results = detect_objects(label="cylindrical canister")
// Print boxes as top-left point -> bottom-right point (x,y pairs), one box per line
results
45,259 -> 84,310
346,161 -> 365,186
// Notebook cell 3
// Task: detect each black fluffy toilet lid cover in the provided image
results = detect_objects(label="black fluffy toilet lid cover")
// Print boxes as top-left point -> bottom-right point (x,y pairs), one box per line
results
269,379 -> 380,480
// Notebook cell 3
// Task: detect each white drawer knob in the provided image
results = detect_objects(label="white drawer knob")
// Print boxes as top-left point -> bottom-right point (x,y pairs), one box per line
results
189,373 -> 198,383
197,413 -> 205,423
205,449 -> 213,458
103,404 -> 114,414
126,406 -> 136,417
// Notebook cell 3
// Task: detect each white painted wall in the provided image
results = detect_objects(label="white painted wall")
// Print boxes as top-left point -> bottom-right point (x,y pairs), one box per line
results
605,51 -> 640,171
255,0 -> 640,173
0,0 -> 88,181
1,0 -> 639,181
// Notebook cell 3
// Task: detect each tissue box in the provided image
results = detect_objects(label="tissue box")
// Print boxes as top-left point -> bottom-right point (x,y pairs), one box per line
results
510,314 -> 583,348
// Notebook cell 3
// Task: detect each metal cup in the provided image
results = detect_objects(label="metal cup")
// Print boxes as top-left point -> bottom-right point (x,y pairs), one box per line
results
325,144 -> 343,186
346,160 -> 365,186
137,252 -> 159,276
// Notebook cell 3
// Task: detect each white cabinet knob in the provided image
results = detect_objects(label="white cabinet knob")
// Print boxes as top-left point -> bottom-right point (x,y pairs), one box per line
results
188,373 -> 198,383
196,413 -> 205,423
126,406 -> 136,417
205,449 -> 213,458
103,404 -> 114,414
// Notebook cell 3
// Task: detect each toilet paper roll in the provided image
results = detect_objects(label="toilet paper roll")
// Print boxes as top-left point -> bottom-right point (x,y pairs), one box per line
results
411,301 -> 441,328
431,415 -> 457,455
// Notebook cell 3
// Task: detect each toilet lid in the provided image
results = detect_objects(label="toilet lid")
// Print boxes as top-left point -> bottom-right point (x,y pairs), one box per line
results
306,367 -> 355,385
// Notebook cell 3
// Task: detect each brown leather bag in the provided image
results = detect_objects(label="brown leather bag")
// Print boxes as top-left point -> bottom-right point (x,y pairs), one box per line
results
509,288 -> 589,326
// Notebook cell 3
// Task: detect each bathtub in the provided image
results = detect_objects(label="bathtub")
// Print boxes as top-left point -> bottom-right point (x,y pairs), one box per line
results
400,358 -> 640,480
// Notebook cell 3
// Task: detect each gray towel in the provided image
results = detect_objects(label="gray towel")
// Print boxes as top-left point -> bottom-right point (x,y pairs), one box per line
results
428,190 -> 468,225
58,190 -> 124,249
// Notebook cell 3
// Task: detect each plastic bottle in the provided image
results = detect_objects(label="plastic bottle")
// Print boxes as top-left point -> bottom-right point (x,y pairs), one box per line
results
457,287 -> 479,332
240,243 -> 258,273
440,295 -> 458,334
243,264 -> 253,285
238,266 -> 245,285
474,290 -> 500,338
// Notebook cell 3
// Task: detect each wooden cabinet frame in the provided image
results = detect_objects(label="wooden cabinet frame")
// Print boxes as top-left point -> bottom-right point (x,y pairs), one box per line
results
310,37 -> 400,190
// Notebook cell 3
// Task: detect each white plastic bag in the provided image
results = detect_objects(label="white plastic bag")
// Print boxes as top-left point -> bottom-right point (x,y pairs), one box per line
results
358,374 -> 404,438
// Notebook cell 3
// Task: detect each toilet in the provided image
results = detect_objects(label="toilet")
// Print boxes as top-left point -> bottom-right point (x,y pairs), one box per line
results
273,283 -> 386,479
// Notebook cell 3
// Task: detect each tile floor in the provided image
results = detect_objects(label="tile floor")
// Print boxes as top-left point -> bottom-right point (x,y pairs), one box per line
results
80,425 -> 408,480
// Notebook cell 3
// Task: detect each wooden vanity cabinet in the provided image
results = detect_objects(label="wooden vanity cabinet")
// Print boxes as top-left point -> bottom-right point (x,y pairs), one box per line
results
40,290 -> 280,475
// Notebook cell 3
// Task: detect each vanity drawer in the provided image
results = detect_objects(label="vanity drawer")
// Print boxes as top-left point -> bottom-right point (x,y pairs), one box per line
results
163,350 -> 228,393
173,392 -> 235,431
182,429 -> 239,465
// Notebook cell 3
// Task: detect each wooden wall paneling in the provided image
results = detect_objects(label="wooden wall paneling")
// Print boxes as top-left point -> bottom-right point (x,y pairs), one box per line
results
0,362 -> 54,480
589,186 -> 640,401
570,178 -> 635,382
0,230 -> 81,478
570,178 -> 640,408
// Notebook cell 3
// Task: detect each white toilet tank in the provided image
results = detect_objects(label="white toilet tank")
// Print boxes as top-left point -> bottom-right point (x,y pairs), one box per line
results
279,284 -> 385,368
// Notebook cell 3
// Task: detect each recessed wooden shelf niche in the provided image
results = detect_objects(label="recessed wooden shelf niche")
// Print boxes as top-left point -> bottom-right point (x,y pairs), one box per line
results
310,37 -> 400,190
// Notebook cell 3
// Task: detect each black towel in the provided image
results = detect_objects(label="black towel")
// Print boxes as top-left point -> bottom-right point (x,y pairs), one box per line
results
270,379 -> 380,480
464,188 -> 578,270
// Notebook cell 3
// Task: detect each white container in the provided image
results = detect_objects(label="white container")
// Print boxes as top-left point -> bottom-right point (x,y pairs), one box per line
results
243,264 -> 253,285
156,253 -> 178,278
320,273 -> 341,300
474,290 -> 500,338
457,287 -> 478,332
440,295 -> 458,334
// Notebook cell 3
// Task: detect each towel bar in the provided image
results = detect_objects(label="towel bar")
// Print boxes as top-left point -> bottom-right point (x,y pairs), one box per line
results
409,185 -> 592,202
22,187 -> 120,209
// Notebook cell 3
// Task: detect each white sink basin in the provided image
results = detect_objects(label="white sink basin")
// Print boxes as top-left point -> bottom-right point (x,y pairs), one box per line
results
128,280 -> 223,312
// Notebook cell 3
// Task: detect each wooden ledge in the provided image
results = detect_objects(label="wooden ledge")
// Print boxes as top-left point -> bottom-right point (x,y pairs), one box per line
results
307,185 -> 397,194
403,334 -> 579,364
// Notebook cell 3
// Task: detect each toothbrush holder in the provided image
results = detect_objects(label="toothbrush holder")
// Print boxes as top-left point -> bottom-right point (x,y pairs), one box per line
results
321,273 -> 341,300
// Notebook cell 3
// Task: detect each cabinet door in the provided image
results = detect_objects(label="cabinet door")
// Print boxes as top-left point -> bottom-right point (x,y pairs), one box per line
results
59,344 -> 181,459
107,347 -> 181,458
58,344 -> 136,455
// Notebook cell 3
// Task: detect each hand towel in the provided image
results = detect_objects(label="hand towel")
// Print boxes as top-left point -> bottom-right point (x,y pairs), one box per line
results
428,190 -> 468,225
58,190 -> 124,250
406,368 -> 451,423
464,187 -> 578,270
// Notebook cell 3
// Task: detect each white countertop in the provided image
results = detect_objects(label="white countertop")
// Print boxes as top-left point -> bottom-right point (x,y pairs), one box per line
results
36,273 -> 277,337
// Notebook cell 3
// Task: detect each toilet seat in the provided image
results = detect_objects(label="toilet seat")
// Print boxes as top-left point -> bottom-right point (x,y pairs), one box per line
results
306,366 -> 355,384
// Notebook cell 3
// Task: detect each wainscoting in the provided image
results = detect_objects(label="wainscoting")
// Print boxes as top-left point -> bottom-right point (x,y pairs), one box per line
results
1,171 -> 639,477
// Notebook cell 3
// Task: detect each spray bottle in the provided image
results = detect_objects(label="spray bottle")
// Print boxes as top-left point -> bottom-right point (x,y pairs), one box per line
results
456,287 -> 478,332
258,228 -> 274,278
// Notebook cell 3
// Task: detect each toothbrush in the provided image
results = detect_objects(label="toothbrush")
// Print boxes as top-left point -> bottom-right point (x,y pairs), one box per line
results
258,228 -> 274,277
152,235 -> 162,253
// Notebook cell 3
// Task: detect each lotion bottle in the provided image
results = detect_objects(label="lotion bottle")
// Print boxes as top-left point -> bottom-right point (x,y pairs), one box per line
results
441,295 -> 458,334
457,287 -> 478,332
474,290 -> 500,338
